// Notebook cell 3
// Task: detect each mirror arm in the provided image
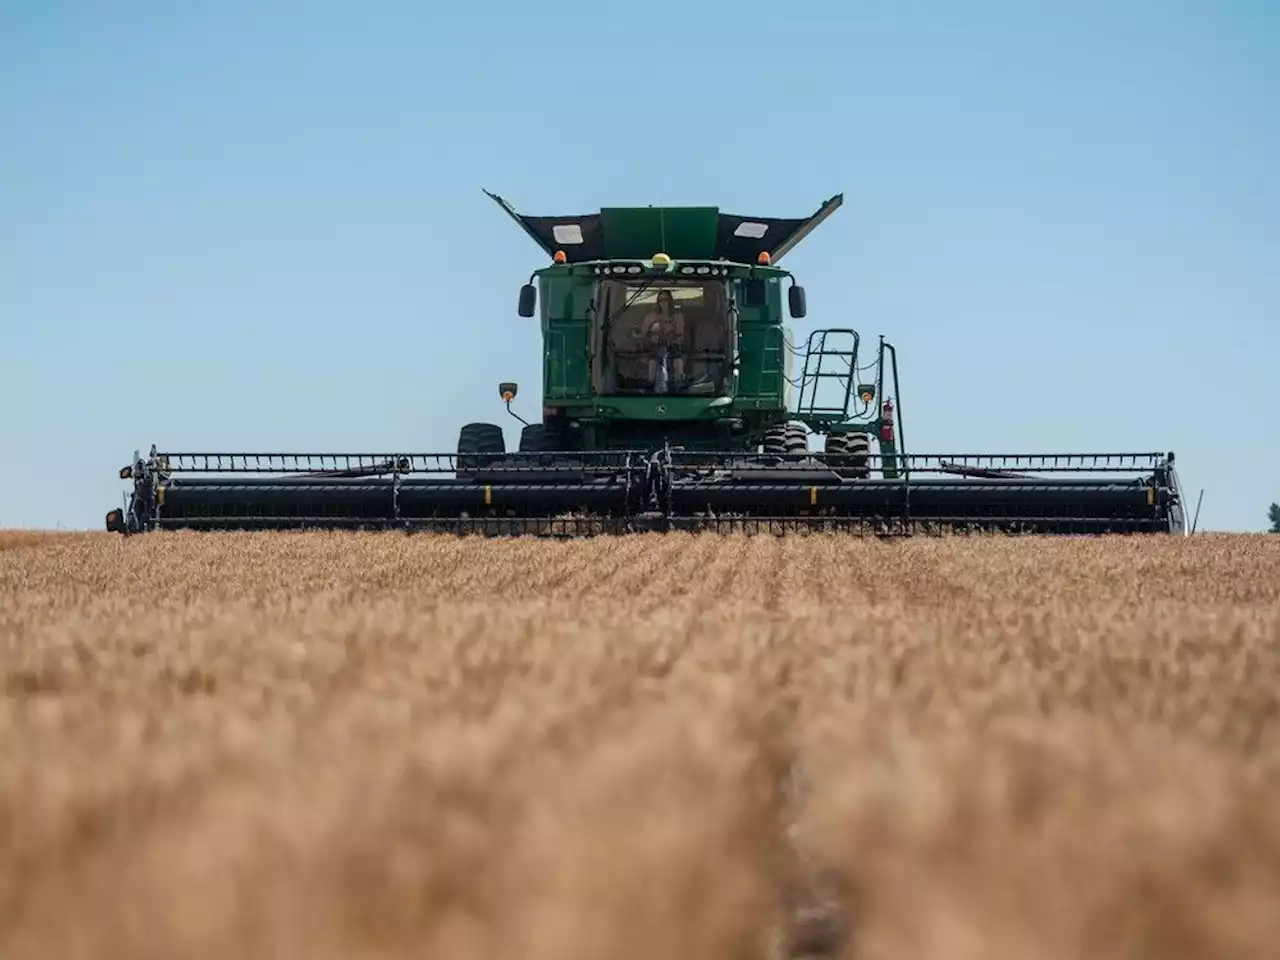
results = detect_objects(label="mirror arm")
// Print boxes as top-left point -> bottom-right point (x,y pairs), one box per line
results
504,400 -> 530,427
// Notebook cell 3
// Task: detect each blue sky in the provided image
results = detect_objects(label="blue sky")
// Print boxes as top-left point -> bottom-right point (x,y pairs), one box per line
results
2,0 -> 1276,531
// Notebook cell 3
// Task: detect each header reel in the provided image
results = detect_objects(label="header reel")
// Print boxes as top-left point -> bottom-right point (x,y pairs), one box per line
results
107,445 -> 1186,538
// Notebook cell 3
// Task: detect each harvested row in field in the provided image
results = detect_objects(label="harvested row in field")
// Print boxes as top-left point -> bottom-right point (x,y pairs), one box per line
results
1,531 -> 1279,959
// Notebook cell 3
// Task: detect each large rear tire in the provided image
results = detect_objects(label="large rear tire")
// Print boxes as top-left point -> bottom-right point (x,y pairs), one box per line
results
824,432 -> 871,479
518,422 -> 567,453
761,422 -> 810,458
457,422 -> 506,476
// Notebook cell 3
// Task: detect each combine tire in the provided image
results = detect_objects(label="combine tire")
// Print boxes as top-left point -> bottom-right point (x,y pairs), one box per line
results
517,421 -> 575,469
761,422 -> 810,459
825,432 -> 871,479
457,422 -> 506,476
518,422 -> 567,453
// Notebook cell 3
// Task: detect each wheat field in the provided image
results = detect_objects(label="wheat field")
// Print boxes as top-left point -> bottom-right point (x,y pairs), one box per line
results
2,530 -> 1279,959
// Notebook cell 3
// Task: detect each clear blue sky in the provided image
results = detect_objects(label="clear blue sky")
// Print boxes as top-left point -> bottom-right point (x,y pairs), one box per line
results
2,0 -> 1276,531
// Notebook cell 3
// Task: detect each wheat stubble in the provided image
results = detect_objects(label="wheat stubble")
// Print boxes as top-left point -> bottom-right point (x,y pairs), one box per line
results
1,531 -> 1279,959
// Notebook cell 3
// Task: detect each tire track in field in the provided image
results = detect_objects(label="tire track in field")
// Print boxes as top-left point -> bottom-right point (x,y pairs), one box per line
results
656,536 -> 846,959
750,536 -> 852,959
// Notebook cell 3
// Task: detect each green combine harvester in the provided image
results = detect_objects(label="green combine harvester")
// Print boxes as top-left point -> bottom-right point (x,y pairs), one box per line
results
106,191 -> 1187,536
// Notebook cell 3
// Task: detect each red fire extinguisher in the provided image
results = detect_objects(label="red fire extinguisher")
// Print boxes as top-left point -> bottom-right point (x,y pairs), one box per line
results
880,399 -> 895,444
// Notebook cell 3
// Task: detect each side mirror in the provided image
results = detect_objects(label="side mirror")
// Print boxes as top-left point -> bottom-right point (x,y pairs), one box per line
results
499,381 -> 518,401
744,278 -> 766,308
518,283 -> 537,318
788,284 -> 807,319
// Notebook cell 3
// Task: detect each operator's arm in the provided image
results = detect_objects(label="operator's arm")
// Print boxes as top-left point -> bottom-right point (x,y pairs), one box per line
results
638,311 -> 662,341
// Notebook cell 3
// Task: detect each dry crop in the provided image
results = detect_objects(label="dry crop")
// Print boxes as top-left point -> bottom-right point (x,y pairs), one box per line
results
2,530 -> 1279,959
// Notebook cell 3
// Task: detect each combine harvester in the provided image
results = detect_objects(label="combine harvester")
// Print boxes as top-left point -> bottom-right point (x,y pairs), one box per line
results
106,191 -> 1186,537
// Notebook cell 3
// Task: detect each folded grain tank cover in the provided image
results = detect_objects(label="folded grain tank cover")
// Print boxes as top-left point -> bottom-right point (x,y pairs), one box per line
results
482,189 -> 843,264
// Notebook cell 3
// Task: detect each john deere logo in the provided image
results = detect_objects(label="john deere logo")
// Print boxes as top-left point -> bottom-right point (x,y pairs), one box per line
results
654,404 -> 667,415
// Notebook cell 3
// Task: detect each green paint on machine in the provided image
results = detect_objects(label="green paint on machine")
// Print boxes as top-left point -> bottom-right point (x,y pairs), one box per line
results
497,190 -> 873,454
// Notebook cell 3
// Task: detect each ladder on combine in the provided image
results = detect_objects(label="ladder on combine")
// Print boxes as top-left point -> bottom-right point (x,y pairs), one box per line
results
794,329 -> 859,423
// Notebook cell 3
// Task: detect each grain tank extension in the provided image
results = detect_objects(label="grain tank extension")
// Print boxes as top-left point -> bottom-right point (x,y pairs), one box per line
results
106,191 -> 1186,536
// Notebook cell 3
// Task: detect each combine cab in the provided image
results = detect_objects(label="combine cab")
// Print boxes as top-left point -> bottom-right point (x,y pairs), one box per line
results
106,191 -> 1187,537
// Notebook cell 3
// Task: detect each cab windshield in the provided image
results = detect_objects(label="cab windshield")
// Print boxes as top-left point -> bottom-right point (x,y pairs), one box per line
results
593,278 -> 731,396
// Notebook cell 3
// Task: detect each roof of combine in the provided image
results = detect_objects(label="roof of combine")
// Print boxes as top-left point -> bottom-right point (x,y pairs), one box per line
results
484,190 -> 842,265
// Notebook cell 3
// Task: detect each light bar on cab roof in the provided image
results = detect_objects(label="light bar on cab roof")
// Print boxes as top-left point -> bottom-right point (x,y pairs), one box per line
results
585,261 -> 734,278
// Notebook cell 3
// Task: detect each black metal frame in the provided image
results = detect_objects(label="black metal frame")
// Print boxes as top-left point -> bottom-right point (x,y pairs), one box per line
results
107,446 -> 1186,537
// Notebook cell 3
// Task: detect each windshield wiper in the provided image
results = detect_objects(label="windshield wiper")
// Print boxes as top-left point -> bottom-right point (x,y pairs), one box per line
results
599,276 -> 659,353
